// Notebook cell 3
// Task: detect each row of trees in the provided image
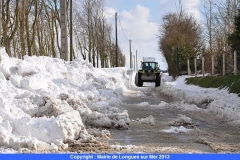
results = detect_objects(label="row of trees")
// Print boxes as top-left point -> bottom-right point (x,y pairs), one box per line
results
0,0 -> 125,67
73,0 -> 125,67
159,0 -> 240,78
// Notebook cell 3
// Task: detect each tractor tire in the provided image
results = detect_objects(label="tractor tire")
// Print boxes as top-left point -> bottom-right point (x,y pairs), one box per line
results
155,74 -> 161,87
137,73 -> 143,87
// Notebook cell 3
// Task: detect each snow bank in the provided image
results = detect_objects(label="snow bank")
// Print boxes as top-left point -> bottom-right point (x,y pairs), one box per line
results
0,47 -> 130,152
1,45 -> 240,152
169,114 -> 197,129
135,115 -> 155,125
160,73 -> 240,125
162,126 -> 192,133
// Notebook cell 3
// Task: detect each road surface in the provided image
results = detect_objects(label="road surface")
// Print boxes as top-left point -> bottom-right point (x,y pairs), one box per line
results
67,72 -> 240,153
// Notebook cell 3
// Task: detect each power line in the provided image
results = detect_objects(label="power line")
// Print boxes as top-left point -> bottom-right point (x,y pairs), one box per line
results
103,10 -> 141,62
117,14 -> 129,41
102,10 -> 129,42
103,10 -> 115,16
102,10 -> 130,43
117,14 -> 139,60
117,14 -> 141,60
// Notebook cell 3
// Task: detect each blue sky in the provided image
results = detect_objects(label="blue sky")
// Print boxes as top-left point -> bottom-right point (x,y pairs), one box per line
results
105,0 -> 188,22
104,0 -> 202,70
106,0 -> 162,21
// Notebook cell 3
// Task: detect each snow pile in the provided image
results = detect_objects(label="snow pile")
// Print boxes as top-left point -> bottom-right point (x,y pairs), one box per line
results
86,110 -> 130,129
138,102 -> 150,107
157,101 -> 169,108
162,114 -> 194,134
110,144 -> 136,150
162,126 -> 192,133
0,47 -> 130,152
169,114 -> 196,128
136,115 -> 155,125
86,128 -> 111,140
161,73 -> 240,125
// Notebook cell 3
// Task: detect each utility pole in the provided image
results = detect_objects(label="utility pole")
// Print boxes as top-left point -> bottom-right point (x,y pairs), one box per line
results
133,55 -> 135,71
101,17 -> 105,68
234,50 -> 237,75
96,34 -> 99,68
130,40 -> 132,69
70,0 -> 73,61
136,50 -> 138,70
187,59 -> 191,75
212,55 -> 214,76
236,0 -> 240,75
223,52 -> 225,76
194,58 -> 197,77
115,12 -> 118,67
202,56 -> 205,77
60,0 -> 68,61
0,0 -> 2,46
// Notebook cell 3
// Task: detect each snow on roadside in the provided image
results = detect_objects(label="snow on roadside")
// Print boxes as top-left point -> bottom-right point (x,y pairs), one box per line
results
169,114 -> 194,127
135,115 -> 155,126
1,45 -> 240,152
0,47 -> 130,152
162,114 -> 195,134
160,73 -> 240,126
162,126 -> 192,133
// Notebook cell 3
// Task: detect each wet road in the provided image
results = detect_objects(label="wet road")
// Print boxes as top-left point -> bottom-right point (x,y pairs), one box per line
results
109,82 -> 240,153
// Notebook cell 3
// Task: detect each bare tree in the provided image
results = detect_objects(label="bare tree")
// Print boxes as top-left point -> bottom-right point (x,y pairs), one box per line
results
19,0 -> 26,57
73,0 -> 124,67
1,0 -> 19,56
201,0 -> 238,74
0,0 -> 125,68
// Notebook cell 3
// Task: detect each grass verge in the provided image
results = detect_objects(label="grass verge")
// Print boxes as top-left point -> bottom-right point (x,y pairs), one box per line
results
185,74 -> 240,96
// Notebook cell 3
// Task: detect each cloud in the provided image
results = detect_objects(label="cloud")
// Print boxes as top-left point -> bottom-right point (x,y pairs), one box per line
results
160,0 -> 169,4
119,4 -> 158,40
183,0 -> 200,7
104,7 -> 117,19
117,5 -> 165,68
182,0 -> 201,21
105,4 -> 167,69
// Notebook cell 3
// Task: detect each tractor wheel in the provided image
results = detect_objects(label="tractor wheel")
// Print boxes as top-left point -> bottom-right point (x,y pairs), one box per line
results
155,74 -> 161,87
138,73 -> 143,87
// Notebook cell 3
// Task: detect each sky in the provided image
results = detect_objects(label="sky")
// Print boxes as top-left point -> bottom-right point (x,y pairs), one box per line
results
1,46 -> 240,153
104,0 -> 202,70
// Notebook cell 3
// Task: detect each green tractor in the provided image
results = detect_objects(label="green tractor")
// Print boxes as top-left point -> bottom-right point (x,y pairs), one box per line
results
135,57 -> 161,87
